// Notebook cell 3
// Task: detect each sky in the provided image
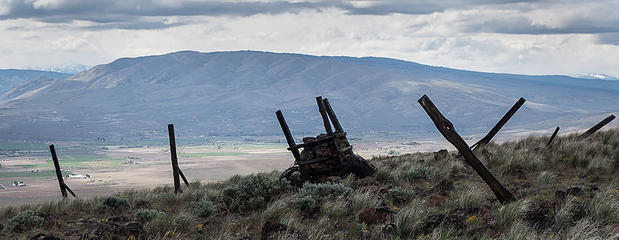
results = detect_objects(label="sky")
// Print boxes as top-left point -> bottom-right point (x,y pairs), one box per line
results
1,0 -> 619,77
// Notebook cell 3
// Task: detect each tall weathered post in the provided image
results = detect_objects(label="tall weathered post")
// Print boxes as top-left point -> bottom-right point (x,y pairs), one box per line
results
577,115 -> 616,140
470,97 -> 526,151
168,124 -> 182,194
276,110 -> 301,161
316,96 -> 333,135
546,127 -> 560,147
418,95 -> 516,204
323,98 -> 344,133
49,144 -> 77,199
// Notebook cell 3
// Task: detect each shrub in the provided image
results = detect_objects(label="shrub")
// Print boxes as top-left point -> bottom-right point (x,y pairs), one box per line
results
222,175 -> 290,213
401,167 -> 428,182
555,197 -> 586,228
292,183 -> 352,214
3,210 -> 44,233
96,196 -> 130,213
134,209 -> 166,222
587,190 -> 619,224
189,200 -> 216,218
386,186 -> 414,203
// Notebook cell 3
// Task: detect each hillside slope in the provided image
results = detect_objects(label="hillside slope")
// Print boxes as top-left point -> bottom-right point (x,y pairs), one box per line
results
0,69 -> 70,94
1,130 -> 617,239
0,51 -> 617,141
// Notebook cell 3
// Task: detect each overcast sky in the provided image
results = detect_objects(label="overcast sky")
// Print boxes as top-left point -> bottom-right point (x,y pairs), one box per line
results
1,0 -> 618,76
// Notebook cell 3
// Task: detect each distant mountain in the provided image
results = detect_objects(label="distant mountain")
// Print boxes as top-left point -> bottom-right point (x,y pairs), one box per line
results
0,69 -> 71,94
0,51 -> 617,141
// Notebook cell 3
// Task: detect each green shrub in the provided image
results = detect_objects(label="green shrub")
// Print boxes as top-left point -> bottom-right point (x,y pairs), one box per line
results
134,209 -> 166,222
401,167 -> 428,182
3,210 -> 44,233
292,183 -> 352,214
190,200 -> 216,218
96,196 -> 130,213
222,174 -> 290,213
386,186 -> 414,203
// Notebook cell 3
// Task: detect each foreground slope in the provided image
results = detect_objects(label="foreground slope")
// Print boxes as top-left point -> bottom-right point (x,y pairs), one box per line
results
0,51 -> 617,141
1,130 -> 617,239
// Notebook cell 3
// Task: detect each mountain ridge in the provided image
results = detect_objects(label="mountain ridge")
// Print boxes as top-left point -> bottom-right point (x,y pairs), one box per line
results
0,50 -> 617,141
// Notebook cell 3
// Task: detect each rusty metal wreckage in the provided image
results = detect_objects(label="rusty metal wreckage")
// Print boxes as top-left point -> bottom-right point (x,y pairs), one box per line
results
45,95 -> 615,204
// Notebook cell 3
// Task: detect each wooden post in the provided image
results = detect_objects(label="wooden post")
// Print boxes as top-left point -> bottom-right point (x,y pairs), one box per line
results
316,96 -> 333,135
276,110 -> 301,161
577,115 -> 615,140
470,97 -> 526,151
546,127 -> 560,147
168,124 -> 182,194
49,145 -> 77,199
323,98 -> 344,133
178,169 -> 190,187
418,95 -> 516,204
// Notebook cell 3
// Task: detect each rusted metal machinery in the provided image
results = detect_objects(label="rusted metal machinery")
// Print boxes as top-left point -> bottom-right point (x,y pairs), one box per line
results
277,96 -> 375,184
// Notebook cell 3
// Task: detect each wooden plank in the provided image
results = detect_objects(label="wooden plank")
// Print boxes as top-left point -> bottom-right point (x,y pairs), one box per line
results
577,115 -> 615,140
49,144 -> 68,198
323,98 -> 344,133
471,97 -> 526,151
179,169 -> 190,187
168,124 -> 182,194
316,96 -> 333,135
418,95 -> 516,204
546,127 -> 560,147
276,110 -> 301,161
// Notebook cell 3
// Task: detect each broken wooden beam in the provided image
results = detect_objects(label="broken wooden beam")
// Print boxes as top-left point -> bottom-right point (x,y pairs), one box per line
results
168,124 -> 182,194
418,95 -> 516,204
577,115 -> 616,140
316,96 -> 334,135
470,97 -> 526,151
49,144 -> 77,199
276,110 -> 301,161
546,127 -> 560,147
323,98 -> 344,133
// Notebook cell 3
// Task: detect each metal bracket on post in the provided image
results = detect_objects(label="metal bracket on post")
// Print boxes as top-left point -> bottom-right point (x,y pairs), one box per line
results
168,124 -> 189,195
49,144 -> 78,199
418,95 -> 516,204
577,115 -> 615,141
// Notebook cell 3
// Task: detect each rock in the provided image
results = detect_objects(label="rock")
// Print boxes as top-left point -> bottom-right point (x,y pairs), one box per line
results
325,176 -> 341,183
134,200 -> 150,209
433,179 -> 454,194
358,208 -> 383,225
426,194 -> 448,207
261,221 -> 287,240
555,189 -> 567,200
381,224 -> 397,237
566,187 -> 584,196
123,222 -> 143,235
353,177 -> 378,189
434,149 -> 448,161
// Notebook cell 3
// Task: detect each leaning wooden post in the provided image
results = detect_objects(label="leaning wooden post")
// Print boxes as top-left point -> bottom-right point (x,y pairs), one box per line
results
577,115 -> 615,140
546,127 -> 560,147
323,98 -> 344,133
168,124 -> 182,194
316,96 -> 333,135
276,110 -> 301,161
418,95 -> 516,204
470,97 -> 526,151
49,145 -> 77,199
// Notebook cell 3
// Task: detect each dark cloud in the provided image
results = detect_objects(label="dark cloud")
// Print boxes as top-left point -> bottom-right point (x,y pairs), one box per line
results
0,0 -> 618,35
